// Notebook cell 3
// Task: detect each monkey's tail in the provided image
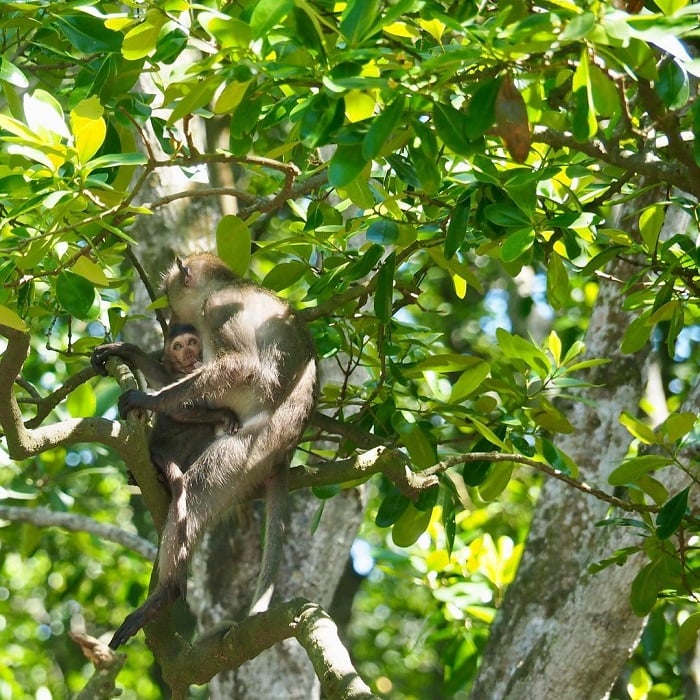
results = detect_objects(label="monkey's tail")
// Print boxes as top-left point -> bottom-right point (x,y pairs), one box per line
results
249,461 -> 289,614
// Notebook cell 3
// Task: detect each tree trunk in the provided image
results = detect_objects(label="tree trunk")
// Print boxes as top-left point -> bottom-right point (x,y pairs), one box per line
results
471,199 -> 699,698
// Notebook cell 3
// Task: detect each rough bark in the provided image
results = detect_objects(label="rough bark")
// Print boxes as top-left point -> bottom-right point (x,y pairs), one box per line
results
471,200 -> 699,699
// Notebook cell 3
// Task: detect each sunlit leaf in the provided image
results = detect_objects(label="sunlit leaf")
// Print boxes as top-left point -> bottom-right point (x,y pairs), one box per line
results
620,411 -> 658,445
216,215 -> 251,276
608,455 -> 673,486
0,305 -> 28,332
70,97 -> 106,163
66,381 -> 97,418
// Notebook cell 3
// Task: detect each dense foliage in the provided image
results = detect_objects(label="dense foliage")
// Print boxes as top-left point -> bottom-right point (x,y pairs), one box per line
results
0,0 -> 699,697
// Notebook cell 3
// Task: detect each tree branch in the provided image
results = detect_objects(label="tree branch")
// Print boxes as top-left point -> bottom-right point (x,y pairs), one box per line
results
532,125 -> 700,198
0,505 -> 156,561
163,599 -> 376,699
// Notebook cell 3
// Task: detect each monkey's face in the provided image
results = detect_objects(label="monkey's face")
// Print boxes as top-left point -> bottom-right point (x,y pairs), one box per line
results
164,333 -> 202,375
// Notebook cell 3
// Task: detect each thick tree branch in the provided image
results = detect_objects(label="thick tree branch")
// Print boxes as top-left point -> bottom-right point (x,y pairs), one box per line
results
162,599 -> 376,700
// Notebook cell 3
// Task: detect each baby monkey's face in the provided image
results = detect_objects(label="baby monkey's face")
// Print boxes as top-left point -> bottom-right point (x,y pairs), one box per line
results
165,332 -> 202,375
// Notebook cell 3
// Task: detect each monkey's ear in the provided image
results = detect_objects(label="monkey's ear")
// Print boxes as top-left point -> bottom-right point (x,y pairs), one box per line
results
176,257 -> 193,287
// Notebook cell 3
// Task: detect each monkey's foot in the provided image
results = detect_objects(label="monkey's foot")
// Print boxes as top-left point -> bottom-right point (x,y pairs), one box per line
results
108,584 -> 182,649
109,609 -> 146,649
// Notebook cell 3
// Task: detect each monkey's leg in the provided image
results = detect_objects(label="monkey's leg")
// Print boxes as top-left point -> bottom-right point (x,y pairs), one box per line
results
109,459 -> 189,649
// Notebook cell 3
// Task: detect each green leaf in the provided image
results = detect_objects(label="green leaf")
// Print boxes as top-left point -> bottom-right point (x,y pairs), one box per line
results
496,328 -> 550,378
657,59 -> 689,109
408,121 -> 440,195
546,253 -> 569,310
213,80 -> 252,115
340,0 -> 379,45
541,438 -> 578,476
433,101 -> 472,155
121,10 -> 167,61
366,220 -> 399,244
620,411 -> 658,445
0,305 -> 28,332
329,144 -> 369,187
362,96 -> 405,160
84,152 -> 148,171
391,503 -> 433,547
630,561 -> 660,616
483,202 -> 531,228
588,64 -> 621,117
0,57 -> 28,88
216,215 -> 251,276
663,412 -> 697,442
66,381 -> 97,418
54,13 -> 123,54
608,455 -> 673,486
72,257 -> 110,287
656,487 -> 689,539
56,271 -> 96,320
401,423 -> 436,470
463,77 -> 502,141
639,205 -> 665,253
375,488 -> 411,527
300,93 -> 344,148
501,228 -> 535,263
445,197 -> 471,260
450,361 -> 490,402
620,313 -> 652,354
262,261 -> 307,292
679,612 -> 700,653
374,252 -> 395,323
572,50 -> 597,140
478,461 -> 513,501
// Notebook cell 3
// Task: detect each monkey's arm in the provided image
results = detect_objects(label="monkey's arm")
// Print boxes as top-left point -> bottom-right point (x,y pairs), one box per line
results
92,343 -> 171,389
118,351 -> 265,417
167,402 -> 240,434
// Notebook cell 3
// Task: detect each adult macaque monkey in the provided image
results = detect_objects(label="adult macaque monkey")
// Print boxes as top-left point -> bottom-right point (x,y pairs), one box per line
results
104,252 -> 318,649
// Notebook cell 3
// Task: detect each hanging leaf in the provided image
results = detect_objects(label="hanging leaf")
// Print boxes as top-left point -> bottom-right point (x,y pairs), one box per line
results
655,487 -> 689,539
391,503 -> 433,547
630,561 -> 660,616
494,75 -> 531,163
329,144 -> 369,187
464,77 -> 502,141
374,252 -> 395,323
362,95 -> 405,160
376,488 -> 411,527
433,101 -> 472,155
56,271 -> 96,319
216,215 -> 251,276
445,197 -> 471,260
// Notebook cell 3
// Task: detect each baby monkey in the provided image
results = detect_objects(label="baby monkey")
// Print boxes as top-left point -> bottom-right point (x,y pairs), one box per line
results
93,324 -> 239,490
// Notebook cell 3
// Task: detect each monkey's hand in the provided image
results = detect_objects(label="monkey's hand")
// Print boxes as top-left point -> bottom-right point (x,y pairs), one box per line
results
91,342 -> 138,376
219,409 -> 241,435
118,389 -> 154,419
